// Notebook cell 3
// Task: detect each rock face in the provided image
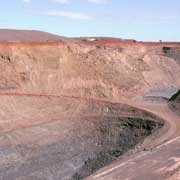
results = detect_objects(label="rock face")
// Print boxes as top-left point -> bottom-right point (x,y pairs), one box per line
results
0,30 -> 180,180
169,89 -> 180,114
0,40 -> 180,101
0,95 -> 163,180
162,46 -> 180,63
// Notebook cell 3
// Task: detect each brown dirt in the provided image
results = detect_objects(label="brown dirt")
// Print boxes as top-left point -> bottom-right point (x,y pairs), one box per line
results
0,38 -> 180,101
0,29 -> 66,42
0,30 -> 180,180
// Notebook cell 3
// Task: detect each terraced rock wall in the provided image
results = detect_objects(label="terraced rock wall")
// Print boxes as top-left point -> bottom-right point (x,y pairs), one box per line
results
0,42 -> 180,101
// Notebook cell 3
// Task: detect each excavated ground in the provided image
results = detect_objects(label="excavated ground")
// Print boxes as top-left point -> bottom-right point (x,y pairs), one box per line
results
0,94 -> 163,180
0,35 -> 180,179
169,89 -> 180,115
0,41 -> 180,101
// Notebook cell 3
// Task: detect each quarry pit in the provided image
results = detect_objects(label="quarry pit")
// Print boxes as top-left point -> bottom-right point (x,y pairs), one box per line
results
0,30 -> 180,180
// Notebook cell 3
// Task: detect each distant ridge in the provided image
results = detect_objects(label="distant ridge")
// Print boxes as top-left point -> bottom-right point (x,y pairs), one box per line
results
0,29 -> 66,42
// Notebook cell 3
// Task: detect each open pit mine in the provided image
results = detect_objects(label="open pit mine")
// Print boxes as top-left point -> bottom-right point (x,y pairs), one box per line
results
0,29 -> 180,180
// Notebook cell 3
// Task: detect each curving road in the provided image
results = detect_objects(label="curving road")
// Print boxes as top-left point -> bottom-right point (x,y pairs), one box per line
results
0,93 -> 179,180
129,102 -> 180,149
86,102 -> 180,180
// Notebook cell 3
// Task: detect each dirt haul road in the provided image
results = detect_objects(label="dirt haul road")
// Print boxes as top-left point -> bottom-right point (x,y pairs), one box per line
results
86,102 -> 180,180
0,93 -> 179,179
0,33 -> 180,179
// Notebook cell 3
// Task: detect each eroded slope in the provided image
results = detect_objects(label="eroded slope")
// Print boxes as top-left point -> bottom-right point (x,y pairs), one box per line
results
0,41 -> 180,101
169,89 -> 180,114
0,35 -> 180,180
0,95 -> 163,180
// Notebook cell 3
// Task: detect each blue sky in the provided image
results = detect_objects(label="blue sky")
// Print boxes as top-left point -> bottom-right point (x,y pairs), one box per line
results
0,0 -> 180,41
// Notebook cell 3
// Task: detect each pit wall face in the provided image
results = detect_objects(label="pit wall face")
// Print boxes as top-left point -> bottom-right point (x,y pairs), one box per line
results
1,42 -> 180,101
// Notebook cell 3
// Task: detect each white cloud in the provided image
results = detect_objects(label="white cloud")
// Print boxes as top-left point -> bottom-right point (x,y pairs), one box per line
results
46,11 -> 93,20
23,0 -> 31,2
52,0 -> 111,5
87,0 -> 111,4
52,0 -> 69,4
31,10 -> 93,20
22,0 -> 111,4
22,0 -> 69,4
